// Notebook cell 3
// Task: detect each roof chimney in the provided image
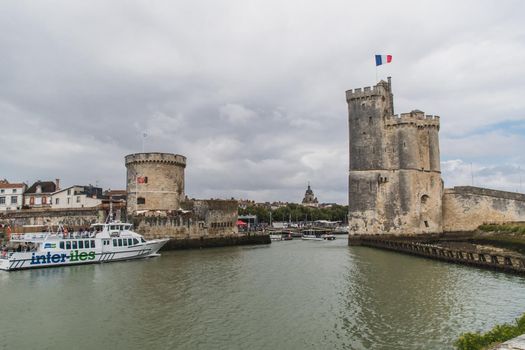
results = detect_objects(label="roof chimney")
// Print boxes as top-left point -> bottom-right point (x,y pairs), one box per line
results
55,178 -> 60,191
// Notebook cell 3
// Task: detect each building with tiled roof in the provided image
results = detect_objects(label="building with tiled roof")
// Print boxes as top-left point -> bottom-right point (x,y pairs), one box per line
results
24,179 -> 59,208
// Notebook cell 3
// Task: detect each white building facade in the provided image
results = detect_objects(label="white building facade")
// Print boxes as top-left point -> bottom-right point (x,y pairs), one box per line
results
51,185 -> 103,209
0,181 -> 26,211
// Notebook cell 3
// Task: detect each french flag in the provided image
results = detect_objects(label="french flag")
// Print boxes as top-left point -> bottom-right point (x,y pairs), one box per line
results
375,54 -> 392,66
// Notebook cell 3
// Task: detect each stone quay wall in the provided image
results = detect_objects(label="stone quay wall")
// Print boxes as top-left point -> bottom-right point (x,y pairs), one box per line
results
349,234 -> 525,275
443,186 -> 525,232
131,199 -> 270,249
0,207 -> 104,231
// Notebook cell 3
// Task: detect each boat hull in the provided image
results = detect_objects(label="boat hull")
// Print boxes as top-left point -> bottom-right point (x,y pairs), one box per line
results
0,238 -> 169,271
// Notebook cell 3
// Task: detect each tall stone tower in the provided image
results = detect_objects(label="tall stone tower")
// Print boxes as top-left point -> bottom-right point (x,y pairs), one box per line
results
346,78 -> 442,235
125,152 -> 186,215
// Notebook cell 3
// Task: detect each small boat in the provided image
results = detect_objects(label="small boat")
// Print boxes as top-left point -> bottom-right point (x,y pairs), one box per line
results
301,229 -> 336,241
301,233 -> 324,241
0,222 -> 169,271
281,232 -> 293,240
270,234 -> 283,241
321,234 -> 336,241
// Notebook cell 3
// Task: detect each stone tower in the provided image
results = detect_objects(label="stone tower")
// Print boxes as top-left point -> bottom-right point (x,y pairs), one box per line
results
125,152 -> 186,215
346,78 -> 442,235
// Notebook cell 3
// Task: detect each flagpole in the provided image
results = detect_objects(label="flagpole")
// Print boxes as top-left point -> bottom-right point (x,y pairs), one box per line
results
141,133 -> 147,153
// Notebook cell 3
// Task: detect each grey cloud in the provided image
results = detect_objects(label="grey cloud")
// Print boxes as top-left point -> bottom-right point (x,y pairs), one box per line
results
0,0 -> 524,204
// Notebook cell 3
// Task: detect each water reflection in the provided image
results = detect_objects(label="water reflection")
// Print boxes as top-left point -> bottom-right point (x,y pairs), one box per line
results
1,240 -> 524,350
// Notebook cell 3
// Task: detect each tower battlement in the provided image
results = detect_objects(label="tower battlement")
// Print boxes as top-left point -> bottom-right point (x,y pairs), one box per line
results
346,78 -> 443,236
345,80 -> 391,102
385,111 -> 440,129
125,152 -> 186,167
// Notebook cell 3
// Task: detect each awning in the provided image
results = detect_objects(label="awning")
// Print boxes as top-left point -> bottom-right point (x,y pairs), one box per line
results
236,220 -> 248,226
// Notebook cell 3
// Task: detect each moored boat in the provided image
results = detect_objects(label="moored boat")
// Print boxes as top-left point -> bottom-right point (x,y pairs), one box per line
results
0,222 -> 168,271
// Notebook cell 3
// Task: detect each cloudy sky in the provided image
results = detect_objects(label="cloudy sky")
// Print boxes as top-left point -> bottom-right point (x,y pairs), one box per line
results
1,0 -> 524,204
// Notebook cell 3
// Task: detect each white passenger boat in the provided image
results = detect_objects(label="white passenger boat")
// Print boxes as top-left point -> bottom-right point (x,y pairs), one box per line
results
301,231 -> 336,241
301,233 -> 324,241
0,222 -> 169,271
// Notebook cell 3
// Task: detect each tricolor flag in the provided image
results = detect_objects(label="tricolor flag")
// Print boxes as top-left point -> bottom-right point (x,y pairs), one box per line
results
375,54 -> 392,66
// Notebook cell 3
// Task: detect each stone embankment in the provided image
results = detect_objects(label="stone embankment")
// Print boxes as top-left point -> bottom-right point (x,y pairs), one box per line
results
349,234 -> 525,275
162,234 -> 270,250
491,334 -> 525,349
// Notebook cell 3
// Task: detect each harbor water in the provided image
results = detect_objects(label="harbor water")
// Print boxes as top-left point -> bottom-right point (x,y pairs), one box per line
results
2,238 -> 525,350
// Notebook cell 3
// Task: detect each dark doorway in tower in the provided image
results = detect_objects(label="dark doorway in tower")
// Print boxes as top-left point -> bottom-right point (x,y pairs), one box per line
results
421,195 -> 430,228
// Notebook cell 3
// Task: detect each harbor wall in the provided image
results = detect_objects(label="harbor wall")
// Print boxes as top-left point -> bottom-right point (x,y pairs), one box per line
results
162,234 -> 270,250
443,186 -> 525,232
131,199 -> 271,249
0,207 -> 105,230
349,234 -> 525,275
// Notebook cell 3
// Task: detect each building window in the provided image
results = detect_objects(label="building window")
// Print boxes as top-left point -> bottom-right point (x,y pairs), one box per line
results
55,198 -> 59,205
0,189 -> 4,193
42,197 -> 47,204
67,189 -> 71,195
76,196 -> 80,203
137,197 -> 146,205
12,189 -> 17,193
67,198 -> 70,204
0,197 -> 5,204
10,196 -> 17,204
29,197 -> 35,205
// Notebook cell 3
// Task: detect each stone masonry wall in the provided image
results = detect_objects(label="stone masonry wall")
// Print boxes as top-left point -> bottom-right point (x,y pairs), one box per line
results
125,152 -> 186,214
443,186 -> 525,232
133,199 -> 238,240
0,207 -> 104,231
347,79 -> 443,235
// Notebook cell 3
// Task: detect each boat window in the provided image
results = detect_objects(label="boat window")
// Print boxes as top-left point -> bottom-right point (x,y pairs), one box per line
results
79,241 -> 84,249
60,242 -> 64,249
128,238 -> 133,246
72,241 -> 77,249
113,239 -> 117,247
141,238 -> 146,243
123,239 -> 128,246
118,239 -> 122,247
85,240 -> 90,248
133,238 -> 139,245
66,241 -> 71,250
110,225 -> 116,230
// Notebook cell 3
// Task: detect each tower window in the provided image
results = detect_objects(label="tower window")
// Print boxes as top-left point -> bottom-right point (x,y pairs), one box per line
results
137,197 -> 146,205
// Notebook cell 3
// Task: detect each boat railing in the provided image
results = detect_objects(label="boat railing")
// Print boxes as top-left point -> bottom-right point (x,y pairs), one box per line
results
10,231 -> 97,242
1,251 -> 15,260
10,233 -> 49,241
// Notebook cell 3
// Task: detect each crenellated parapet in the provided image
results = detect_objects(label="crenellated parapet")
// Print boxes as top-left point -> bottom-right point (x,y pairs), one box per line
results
384,110 -> 440,129
346,80 -> 390,102
125,152 -> 186,168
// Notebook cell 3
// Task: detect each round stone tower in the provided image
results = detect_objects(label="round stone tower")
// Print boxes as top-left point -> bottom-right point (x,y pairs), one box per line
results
125,152 -> 186,215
